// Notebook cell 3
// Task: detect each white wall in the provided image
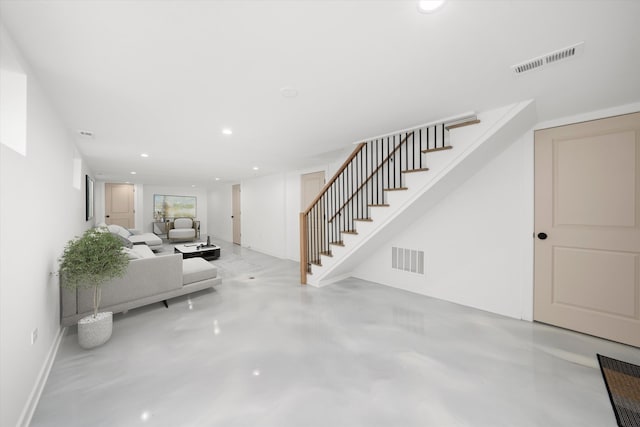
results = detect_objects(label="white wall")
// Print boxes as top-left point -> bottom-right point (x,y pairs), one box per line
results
207,182 -> 234,243
352,130 -> 535,320
240,174 -> 288,257
350,101 -> 640,321
0,24 -> 92,427
142,185 -> 208,236
225,162 -> 338,260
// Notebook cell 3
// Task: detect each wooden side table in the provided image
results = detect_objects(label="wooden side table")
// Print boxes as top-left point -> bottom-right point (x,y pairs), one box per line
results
193,220 -> 201,239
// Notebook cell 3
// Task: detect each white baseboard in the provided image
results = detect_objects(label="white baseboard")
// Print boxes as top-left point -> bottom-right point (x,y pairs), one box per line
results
18,327 -> 66,427
307,272 -> 351,288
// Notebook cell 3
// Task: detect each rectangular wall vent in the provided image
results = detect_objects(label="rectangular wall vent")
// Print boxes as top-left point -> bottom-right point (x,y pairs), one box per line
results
392,247 -> 424,274
512,42 -> 584,75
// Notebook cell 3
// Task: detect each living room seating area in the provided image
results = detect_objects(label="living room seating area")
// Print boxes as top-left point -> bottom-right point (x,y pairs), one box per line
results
60,239 -> 221,326
105,223 -> 163,250
168,217 -> 198,242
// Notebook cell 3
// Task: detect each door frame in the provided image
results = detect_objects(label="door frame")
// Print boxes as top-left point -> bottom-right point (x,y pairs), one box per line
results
232,184 -> 241,245
532,110 -> 640,346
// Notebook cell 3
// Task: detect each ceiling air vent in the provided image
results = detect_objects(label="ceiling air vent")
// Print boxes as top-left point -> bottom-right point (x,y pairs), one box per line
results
512,42 -> 584,75
77,130 -> 94,138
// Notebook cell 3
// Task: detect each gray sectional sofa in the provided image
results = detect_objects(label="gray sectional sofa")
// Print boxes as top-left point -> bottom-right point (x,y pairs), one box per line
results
61,244 -> 221,326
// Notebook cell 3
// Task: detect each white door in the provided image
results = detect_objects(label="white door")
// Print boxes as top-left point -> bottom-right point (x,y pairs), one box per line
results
534,112 -> 640,347
105,183 -> 135,228
232,184 -> 241,245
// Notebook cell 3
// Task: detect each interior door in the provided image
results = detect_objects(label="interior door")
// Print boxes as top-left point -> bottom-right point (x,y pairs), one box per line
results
301,171 -> 326,264
105,183 -> 135,228
232,184 -> 241,245
534,112 -> 640,347
301,171 -> 325,209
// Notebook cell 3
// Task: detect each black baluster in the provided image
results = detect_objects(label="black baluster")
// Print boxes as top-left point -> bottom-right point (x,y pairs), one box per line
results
419,129 -> 422,168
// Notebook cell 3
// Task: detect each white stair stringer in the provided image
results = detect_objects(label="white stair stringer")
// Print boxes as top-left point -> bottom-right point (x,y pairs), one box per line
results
307,99 -> 537,287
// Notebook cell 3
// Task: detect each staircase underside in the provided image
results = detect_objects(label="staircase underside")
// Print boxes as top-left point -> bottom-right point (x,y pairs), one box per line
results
307,100 -> 537,286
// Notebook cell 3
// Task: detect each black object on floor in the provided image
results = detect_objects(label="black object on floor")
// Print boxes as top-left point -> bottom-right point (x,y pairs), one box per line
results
597,354 -> 640,427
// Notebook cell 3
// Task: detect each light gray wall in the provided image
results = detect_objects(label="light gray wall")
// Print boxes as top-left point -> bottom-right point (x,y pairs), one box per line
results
241,173 -> 288,257
353,130 -> 534,320
0,23 -> 92,426
351,102 -> 640,321
215,162 -> 337,260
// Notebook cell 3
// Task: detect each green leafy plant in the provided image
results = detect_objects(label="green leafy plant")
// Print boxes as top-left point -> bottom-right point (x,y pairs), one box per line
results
59,227 -> 129,318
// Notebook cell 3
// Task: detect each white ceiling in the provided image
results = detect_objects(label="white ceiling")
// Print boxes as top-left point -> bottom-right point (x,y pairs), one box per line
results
1,0 -> 639,186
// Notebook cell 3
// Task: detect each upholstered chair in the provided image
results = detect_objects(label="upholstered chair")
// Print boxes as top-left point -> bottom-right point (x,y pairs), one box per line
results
168,218 -> 196,242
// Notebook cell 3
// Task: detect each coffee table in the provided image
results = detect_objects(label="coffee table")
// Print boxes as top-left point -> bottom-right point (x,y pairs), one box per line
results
174,242 -> 221,261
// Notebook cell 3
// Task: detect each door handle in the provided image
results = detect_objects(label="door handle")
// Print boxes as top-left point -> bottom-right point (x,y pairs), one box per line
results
106,215 -> 110,218
537,232 -> 548,240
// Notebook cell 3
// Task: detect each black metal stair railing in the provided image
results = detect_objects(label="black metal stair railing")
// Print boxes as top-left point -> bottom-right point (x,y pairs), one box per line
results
300,120 -> 454,284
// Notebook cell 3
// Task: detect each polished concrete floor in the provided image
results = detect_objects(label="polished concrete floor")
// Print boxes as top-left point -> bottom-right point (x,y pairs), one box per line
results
31,240 -> 640,427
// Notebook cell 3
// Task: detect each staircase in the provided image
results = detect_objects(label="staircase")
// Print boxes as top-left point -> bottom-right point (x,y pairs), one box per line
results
300,100 -> 537,286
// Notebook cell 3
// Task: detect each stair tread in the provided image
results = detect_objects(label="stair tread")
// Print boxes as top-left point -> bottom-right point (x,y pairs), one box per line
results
402,168 -> 429,173
310,260 -> 322,267
384,187 -> 408,191
330,241 -> 345,246
369,204 -> 390,207
342,230 -> 358,235
354,218 -> 373,222
319,251 -> 333,257
422,146 -> 453,154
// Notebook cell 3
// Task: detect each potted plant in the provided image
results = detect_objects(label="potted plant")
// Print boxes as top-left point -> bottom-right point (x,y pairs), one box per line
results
59,227 -> 129,349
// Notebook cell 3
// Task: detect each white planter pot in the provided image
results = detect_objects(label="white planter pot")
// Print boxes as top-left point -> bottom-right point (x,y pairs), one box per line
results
78,312 -> 113,349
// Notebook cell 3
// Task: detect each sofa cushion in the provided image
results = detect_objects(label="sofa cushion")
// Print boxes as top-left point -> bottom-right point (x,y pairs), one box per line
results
131,244 -> 155,259
107,224 -> 132,238
174,218 -> 193,229
122,247 -> 142,260
169,228 -> 195,239
128,233 -> 163,248
182,258 -> 217,285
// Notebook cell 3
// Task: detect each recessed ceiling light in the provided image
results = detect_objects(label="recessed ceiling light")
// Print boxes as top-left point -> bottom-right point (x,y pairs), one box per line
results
191,185 -> 196,188
280,87 -> 298,98
215,177 -> 220,181
130,171 -> 137,175
140,153 -> 149,158
417,0 -> 446,13
252,166 -> 259,171
222,128 -> 233,135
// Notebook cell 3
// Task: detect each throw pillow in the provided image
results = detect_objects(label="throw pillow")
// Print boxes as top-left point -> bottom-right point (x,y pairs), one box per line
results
121,247 -> 142,260
108,224 -> 132,238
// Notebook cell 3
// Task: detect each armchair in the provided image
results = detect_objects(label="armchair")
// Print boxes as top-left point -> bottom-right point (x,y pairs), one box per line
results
168,218 -> 197,242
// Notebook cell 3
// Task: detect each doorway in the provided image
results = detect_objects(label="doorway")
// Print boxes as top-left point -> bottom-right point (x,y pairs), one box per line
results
232,184 -> 241,245
105,183 -> 135,228
533,112 -> 640,347
301,171 -> 325,210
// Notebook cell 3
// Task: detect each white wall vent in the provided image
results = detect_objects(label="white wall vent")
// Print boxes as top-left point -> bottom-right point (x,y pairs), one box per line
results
512,42 -> 584,75
392,247 -> 424,274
